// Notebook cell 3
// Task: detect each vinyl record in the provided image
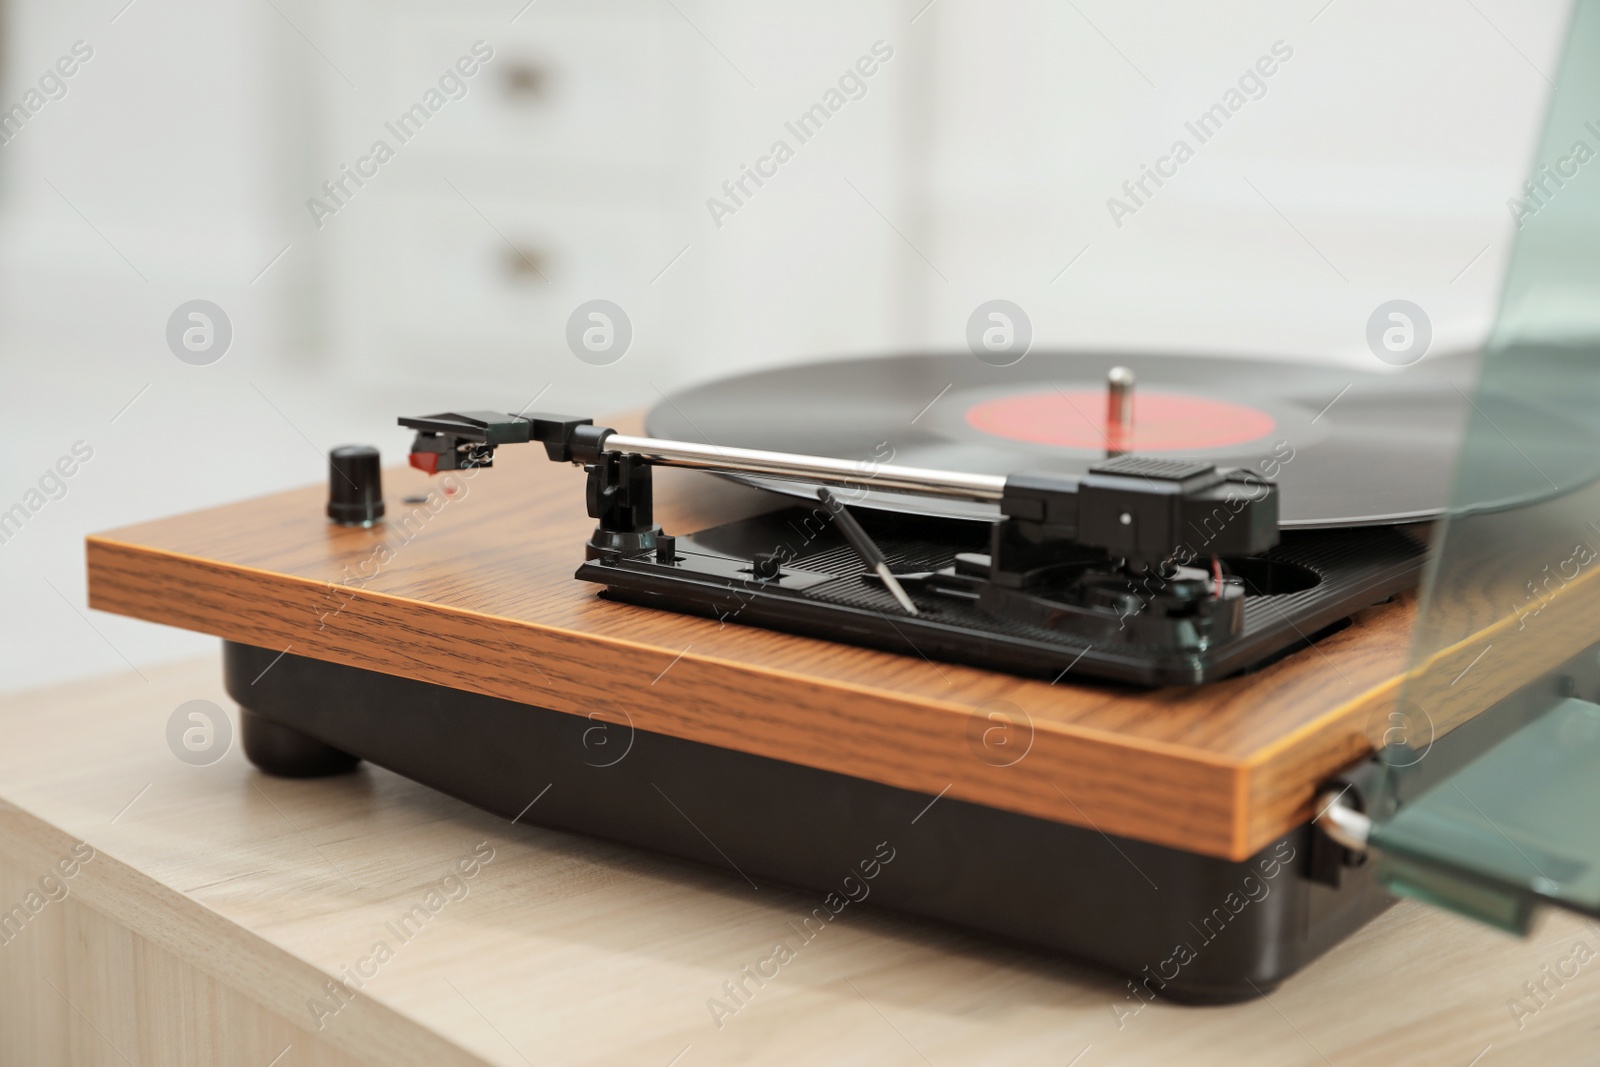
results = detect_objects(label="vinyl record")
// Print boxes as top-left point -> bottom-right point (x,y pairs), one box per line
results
644,351 -> 1594,528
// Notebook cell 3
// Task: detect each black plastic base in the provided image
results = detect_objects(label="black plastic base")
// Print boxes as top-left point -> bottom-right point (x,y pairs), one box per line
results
224,640 -> 1393,1003
580,508 -> 1426,686
240,707 -> 362,778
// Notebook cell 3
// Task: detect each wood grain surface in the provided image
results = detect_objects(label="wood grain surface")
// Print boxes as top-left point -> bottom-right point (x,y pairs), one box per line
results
3,657 -> 1598,1067
80,416 -> 1553,861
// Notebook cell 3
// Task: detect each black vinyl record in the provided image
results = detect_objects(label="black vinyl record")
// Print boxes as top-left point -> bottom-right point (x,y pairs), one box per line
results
644,350 -> 1600,529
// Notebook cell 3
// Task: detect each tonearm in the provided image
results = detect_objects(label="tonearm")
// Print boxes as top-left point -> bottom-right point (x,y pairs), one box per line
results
399,410 -> 1280,651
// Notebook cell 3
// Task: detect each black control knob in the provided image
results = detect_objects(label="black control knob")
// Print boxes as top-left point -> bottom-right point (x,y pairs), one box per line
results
327,445 -> 385,527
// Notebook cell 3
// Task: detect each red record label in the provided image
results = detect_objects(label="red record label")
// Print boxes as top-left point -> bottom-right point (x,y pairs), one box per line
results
964,390 -> 1276,452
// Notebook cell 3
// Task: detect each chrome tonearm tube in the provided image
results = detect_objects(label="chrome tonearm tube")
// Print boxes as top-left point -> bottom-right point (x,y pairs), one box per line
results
595,433 -> 1007,503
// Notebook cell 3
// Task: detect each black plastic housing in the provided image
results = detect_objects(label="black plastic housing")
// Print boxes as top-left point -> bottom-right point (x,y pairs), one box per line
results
578,508 -> 1425,686
223,640 -> 1395,1004
999,457 -> 1279,567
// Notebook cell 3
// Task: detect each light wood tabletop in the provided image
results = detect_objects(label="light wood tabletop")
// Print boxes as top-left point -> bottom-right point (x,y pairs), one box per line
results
0,654 -> 1596,1066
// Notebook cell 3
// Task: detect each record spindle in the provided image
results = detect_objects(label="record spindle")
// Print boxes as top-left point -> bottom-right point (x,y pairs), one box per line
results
1106,365 -> 1135,457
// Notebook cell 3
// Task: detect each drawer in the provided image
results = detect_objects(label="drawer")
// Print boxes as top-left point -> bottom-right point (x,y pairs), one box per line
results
334,190 -> 680,377
383,15 -> 692,171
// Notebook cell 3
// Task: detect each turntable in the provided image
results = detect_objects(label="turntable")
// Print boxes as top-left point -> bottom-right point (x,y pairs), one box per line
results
83,336 -> 1600,1003
80,0 -> 1600,1004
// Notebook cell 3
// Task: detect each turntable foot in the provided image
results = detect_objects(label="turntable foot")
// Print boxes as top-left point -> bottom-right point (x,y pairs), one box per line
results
240,707 -> 361,778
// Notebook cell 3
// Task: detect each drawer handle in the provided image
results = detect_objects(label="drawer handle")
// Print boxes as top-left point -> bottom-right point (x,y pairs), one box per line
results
501,61 -> 550,103
502,244 -> 550,283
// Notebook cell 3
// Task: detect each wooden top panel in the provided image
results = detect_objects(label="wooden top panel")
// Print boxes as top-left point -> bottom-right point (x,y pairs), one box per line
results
82,421 -> 1468,861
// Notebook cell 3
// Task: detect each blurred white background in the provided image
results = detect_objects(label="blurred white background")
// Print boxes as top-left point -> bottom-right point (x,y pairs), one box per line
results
0,0 -> 1571,691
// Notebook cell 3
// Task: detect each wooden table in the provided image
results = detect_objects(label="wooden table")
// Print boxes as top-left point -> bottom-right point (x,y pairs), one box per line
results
0,655 -> 1595,1066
